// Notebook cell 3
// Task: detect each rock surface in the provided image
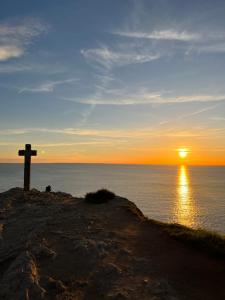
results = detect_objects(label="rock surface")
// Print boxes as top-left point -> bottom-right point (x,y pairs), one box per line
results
0,188 -> 224,300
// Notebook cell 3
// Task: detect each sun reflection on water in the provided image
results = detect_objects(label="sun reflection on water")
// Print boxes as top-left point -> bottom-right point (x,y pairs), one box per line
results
175,165 -> 196,227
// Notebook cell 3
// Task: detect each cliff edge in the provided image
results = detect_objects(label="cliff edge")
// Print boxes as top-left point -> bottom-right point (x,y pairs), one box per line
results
0,188 -> 224,300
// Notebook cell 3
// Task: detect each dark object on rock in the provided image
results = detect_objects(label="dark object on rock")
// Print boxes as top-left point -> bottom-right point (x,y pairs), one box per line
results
85,189 -> 115,204
45,185 -> 51,192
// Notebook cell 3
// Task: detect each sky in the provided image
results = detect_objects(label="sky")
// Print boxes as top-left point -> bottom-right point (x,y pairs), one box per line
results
0,0 -> 225,165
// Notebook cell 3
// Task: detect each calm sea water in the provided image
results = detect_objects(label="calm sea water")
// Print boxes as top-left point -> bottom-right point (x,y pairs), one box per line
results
0,163 -> 224,233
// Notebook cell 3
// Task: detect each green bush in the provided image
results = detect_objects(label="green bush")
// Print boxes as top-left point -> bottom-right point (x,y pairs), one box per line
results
85,189 -> 115,204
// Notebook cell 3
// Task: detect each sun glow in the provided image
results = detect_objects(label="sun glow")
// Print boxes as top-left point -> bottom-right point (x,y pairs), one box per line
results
178,148 -> 188,159
175,165 -> 197,227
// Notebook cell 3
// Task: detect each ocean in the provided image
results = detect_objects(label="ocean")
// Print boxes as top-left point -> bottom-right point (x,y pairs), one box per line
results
0,163 -> 224,233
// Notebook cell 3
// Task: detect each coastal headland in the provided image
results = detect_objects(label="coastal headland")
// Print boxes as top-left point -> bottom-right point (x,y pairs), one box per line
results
0,188 -> 224,300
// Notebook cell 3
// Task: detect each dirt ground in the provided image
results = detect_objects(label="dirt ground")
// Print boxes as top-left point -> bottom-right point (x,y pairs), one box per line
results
0,188 -> 224,300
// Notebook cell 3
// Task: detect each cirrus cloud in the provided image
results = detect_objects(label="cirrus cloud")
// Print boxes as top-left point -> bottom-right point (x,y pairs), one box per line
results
81,46 -> 160,69
0,18 -> 48,61
114,29 -> 201,41
0,45 -> 23,61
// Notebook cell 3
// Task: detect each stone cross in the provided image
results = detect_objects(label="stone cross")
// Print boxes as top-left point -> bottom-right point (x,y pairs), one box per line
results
18,144 -> 37,191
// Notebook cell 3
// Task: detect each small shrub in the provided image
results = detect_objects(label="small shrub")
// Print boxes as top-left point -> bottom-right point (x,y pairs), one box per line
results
85,189 -> 115,204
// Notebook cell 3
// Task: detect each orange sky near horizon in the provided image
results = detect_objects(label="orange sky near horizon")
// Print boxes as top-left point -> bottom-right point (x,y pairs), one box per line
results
1,125 -> 225,166
1,144 -> 225,166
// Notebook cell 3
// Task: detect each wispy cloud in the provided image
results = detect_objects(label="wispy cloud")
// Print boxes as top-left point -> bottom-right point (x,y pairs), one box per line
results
176,104 -> 219,120
0,63 -> 34,73
0,140 -> 120,148
0,18 -> 47,39
114,29 -> 200,41
0,142 -> 21,146
81,46 -> 160,69
1,126 -> 224,140
0,18 -> 48,61
0,129 -> 29,135
0,127 -> 134,140
113,15 -> 225,56
36,141 -> 117,147
19,78 -> 78,93
168,94 -> 225,103
81,26 -> 225,72
187,42 -> 225,54
0,63 -> 66,74
63,89 -> 225,106
0,45 -> 23,61
78,103 -> 96,126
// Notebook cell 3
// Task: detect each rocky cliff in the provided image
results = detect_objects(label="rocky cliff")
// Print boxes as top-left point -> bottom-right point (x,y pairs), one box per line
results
0,188 -> 224,300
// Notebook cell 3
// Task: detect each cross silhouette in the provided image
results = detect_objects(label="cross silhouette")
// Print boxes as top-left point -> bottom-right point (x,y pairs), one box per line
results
18,144 -> 37,191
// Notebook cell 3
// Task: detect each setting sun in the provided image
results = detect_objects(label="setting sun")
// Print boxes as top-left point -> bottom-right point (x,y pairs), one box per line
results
178,149 -> 188,159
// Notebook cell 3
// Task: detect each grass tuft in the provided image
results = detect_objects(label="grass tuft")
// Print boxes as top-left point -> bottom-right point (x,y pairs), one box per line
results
148,219 -> 225,258
85,189 -> 116,204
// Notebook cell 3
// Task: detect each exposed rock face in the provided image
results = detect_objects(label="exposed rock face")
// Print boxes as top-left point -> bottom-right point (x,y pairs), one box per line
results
0,188 -> 224,300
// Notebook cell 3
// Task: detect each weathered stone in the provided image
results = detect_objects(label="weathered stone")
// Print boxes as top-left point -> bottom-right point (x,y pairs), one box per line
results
0,251 -> 46,300
0,188 -> 223,300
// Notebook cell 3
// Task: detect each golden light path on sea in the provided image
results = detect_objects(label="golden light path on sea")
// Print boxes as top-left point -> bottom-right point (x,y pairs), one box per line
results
175,165 -> 197,228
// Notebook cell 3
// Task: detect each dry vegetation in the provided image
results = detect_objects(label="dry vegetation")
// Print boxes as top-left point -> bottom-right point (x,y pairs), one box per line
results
147,220 -> 225,258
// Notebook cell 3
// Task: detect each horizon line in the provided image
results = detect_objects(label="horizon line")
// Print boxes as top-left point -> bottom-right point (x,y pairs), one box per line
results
1,162 -> 225,167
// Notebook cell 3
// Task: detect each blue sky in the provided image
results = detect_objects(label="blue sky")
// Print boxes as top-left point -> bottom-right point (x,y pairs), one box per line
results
0,0 -> 225,164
